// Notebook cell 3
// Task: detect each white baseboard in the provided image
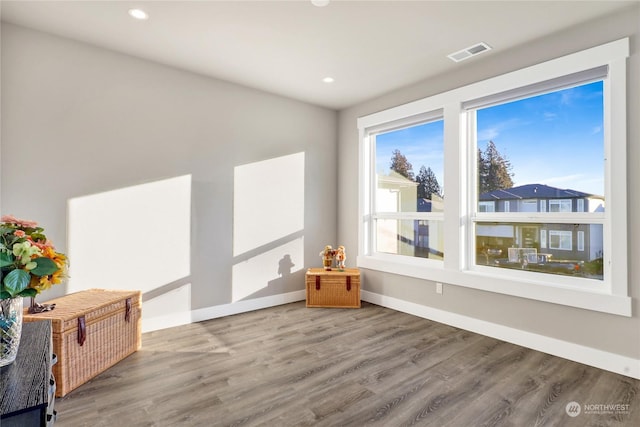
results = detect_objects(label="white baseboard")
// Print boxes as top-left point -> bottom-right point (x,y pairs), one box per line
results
142,290 -> 306,333
362,290 -> 640,380
142,288 -> 639,379
191,290 -> 306,322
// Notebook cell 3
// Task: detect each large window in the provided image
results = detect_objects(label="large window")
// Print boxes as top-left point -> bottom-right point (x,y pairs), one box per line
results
370,118 -> 444,261
358,38 -> 630,315
470,78 -> 605,280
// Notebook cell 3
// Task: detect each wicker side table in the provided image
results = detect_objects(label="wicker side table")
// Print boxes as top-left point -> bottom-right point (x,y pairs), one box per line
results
305,268 -> 361,308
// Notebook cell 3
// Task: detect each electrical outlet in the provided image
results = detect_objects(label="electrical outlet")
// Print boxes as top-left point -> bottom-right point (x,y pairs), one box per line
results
436,282 -> 443,294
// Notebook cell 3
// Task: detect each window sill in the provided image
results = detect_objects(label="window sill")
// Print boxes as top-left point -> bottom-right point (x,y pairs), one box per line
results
357,254 -> 631,317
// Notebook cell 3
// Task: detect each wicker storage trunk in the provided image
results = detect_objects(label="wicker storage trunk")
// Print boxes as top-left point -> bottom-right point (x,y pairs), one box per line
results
23,289 -> 142,397
306,268 -> 361,308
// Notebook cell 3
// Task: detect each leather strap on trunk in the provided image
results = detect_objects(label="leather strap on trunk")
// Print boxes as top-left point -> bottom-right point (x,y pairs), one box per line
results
125,297 -> 132,322
77,316 -> 86,346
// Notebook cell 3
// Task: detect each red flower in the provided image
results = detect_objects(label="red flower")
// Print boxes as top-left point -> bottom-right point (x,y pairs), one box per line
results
1,215 -> 38,229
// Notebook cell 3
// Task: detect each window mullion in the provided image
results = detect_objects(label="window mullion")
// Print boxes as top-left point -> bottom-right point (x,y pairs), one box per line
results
474,212 -> 605,224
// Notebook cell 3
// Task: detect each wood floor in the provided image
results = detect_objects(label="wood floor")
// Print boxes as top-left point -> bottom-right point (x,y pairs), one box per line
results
55,302 -> 639,426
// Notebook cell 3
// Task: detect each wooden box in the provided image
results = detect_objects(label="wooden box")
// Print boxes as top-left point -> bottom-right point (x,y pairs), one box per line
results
306,268 -> 361,308
23,289 -> 142,397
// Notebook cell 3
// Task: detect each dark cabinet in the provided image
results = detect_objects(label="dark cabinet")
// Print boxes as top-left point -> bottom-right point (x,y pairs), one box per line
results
1,320 -> 56,426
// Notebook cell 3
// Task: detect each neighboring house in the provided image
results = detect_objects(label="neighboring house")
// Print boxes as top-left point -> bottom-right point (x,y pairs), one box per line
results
477,183 -> 604,262
376,172 -> 418,256
376,172 -> 444,258
417,195 -> 444,259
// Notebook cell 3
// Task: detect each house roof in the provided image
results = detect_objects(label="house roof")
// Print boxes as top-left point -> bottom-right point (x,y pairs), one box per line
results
479,183 -> 601,201
377,172 -> 417,189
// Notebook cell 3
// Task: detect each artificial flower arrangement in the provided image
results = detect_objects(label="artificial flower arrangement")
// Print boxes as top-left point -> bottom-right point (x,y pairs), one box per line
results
0,215 -> 68,300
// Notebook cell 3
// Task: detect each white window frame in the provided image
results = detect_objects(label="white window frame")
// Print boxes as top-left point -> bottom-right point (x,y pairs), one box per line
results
549,230 -> 573,250
479,201 -> 495,213
358,38 -> 630,316
540,229 -> 547,249
549,199 -> 573,212
522,199 -> 537,212
578,230 -> 585,251
540,200 -> 547,212
577,199 -> 585,212
362,112 -> 445,267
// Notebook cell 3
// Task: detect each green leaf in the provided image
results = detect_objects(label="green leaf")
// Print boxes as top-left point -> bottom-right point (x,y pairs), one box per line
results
3,269 -> 30,297
30,257 -> 58,276
0,252 -> 14,268
0,226 -> 14,234
30,232 -> 47,242
18,288 -> 37,298
0,290 -> 11,299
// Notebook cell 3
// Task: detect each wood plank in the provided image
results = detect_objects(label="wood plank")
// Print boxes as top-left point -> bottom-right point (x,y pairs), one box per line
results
53,302 -> 640,426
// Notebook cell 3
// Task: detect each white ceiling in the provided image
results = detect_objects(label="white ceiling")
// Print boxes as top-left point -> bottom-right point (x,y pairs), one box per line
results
1,0 -> 636,110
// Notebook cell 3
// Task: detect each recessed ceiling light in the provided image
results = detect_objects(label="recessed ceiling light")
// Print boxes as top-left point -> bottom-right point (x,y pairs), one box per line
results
128,8 -> 149,20
322,77 -> 335,83
311,0 -> 330,7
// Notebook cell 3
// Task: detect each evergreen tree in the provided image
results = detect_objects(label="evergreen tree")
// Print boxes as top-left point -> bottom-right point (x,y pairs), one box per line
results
390,149 -> 414,180
478,140 -> 514,194
416,166 -> 442,199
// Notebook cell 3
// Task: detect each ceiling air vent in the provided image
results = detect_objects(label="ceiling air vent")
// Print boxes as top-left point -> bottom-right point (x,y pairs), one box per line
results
447,42 -> 492,63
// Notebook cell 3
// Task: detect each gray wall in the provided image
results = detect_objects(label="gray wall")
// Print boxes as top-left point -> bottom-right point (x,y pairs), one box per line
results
338,5 -> 640,360
1,23 -> 337,327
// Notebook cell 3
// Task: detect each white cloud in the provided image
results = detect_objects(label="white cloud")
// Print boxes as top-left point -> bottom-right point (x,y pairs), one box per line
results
560,91 -> 575,105
477,118 -> 524,143
478,127 -> 499,141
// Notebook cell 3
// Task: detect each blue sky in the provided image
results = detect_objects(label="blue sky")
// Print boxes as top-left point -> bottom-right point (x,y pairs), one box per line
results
375,80 -> 604,197
376,120 -> 445,187
477,81 -> 604,196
